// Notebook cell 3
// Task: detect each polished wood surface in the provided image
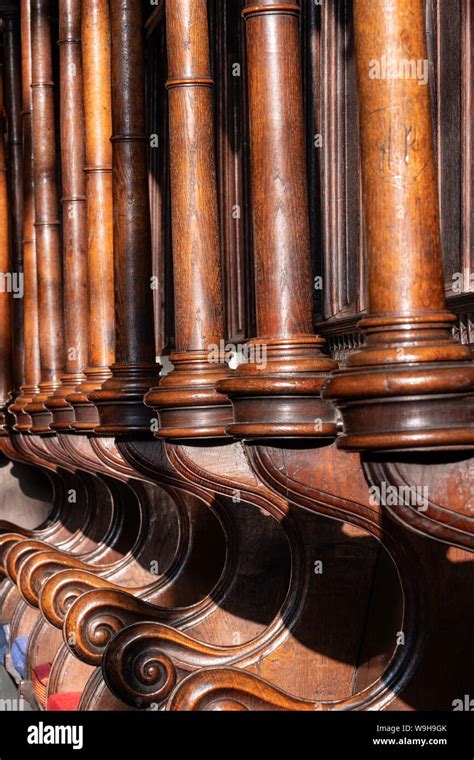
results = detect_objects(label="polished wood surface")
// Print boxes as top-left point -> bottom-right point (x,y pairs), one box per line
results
26,0 -> 65,433
0,47 -> 13,432
2,11 -> 24,398
46,0 -> 88,430
10,0 -> 41,431
67,0 -> 114,430
90,0 -> 158,434
217,0 -> 338,439
0,0 -> 473,716
322,0 -> 474,451
145,0 -> 232,439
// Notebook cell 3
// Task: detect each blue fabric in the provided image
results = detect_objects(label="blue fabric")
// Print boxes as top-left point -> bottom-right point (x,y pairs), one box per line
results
0,625 -> 7,663
11,635 -> 28,680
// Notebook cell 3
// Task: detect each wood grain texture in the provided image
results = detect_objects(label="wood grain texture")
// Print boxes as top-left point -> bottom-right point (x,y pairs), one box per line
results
216,0 -> 338,439
144,0 -> 233,439
2,10 -> 25,396
46,0 -> 88,430
322,0 -> 474,451
10,0 -> 41,432
67,0 -> 114,430
89,0 -> 159,434
26,0 -> 65,433
0,51 -> 13,432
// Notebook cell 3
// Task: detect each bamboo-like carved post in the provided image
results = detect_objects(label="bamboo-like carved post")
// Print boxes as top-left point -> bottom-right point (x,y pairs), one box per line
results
67,0 -> 115,430
216,0 -> 338,439
0,50 -> 13,434
90,0 -> 159,434
144,0 -> 232,439
322,0 -> 474,451
25,0 -> 65,434
3,10 -> 24,402
45,0 -> 89,431
10,0 -> 41,431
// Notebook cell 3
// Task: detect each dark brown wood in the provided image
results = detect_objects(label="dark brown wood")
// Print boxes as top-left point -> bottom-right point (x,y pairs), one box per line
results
9,0 -> 41,432
1,0 -> 474,718
90,0 -> 159,434
217,0 -> 338,439
67,0 -> 114,430
2,10 -> 25,397
25,0 -> 65,433
144,0 -> 164,36
322,0 -> 474,451
214,0 -> 254,345
144,0 -> 233,439
146,24 -> 170,359
45,0 -> 88,431
0,48 -> 13,433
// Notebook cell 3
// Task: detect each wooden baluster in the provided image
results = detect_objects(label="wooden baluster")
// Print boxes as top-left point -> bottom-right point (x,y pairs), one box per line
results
90,0 -> 159,434
3,10 -> 25,404
45,0 -> 88,430
25,0 -> 65,434
0,45 -> 13,434
216,0 -> 338,439
67,0 -> 115,430
144,0 -> 233,439
10,0 -> 41,432
322,0 -> 474,451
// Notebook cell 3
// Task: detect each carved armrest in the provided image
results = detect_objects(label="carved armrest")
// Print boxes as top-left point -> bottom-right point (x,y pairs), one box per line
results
166,667 -> 321,711
4,538 -> 53,582
63,589 -> 184,665
39,570 -> 126,628
0,533 -> 32,574
101,622 -> 256,708
16,550 -> 103,607
166,667 -> 401,712
0,522 -> 34,538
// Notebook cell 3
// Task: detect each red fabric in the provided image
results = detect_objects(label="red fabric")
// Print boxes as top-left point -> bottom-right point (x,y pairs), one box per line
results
47,692 -> 82,711
33,662 -> 52,682
32,662 -> 52,708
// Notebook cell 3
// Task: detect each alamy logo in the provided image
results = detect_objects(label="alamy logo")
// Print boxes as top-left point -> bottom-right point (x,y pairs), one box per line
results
207,339 -> 267,369
369,482 -> 429,511
369,54 -> 429,85
27,721 -> 83,750
0,272 -> 24,299
452,695 -> 474,711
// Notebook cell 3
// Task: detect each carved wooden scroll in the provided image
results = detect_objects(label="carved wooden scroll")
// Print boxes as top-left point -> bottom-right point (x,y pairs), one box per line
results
0,0 -> 473,718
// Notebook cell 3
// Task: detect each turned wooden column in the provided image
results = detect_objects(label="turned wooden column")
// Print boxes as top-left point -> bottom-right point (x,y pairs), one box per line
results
25,0 -> 65,434
89,0 -> 159,434
144,0 -> 233,439
0,51 -> 13,434
216,0 -> 337,439
45,0 -> 89,431
67,0 -> 115,430
322,0 -> 474,451
3,11 -> 24,402
10,0 -> 41,431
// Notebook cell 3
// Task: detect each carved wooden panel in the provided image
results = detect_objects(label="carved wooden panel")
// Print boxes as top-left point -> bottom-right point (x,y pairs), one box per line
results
0,0 -> 472,721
